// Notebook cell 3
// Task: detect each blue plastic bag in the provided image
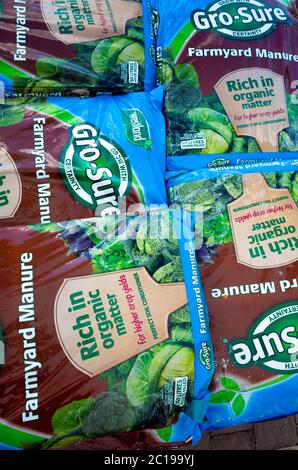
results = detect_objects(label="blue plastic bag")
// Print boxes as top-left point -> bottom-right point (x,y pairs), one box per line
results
0,208 -> 213,449
0,86 -> 166,227
152,0 -> 298,167
168,159 -> 298,431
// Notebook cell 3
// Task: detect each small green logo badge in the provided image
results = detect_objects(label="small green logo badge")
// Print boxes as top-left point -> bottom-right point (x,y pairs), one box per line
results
150,7 -> 160,39
228,301 -> 298,373
208,157 -> 230,168
199,341 -> 212,370
61,123 -> 132,217
192,0 -> 289,40
122,109 -> 152,149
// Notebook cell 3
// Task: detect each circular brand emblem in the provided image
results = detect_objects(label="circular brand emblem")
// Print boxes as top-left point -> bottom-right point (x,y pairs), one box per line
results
61,123 -> 132,216
228,301 -> 298,373
192,0 -> 289,40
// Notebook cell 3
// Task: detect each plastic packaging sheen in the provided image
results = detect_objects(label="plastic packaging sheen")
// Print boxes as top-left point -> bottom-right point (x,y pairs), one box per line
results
152,0 -> 298,169
142,0 -> 158,91
167,159 -> 298,431
0,209 -> 213,449
0,0 -> 156,96
0,87 -> 166,227
166,151 -> 298,180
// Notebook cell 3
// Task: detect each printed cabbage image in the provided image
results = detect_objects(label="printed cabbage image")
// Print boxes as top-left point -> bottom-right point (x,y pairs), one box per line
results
0,0 -> 156,96
153,0 -> 298,157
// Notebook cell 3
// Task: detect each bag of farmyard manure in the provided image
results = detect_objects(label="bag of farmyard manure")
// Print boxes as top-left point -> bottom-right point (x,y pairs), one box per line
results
153,0 -> 298,167
0,209 -> 213,450
0,87 -> 166,227
0,0 -> 157,96
167,159 -> 298,430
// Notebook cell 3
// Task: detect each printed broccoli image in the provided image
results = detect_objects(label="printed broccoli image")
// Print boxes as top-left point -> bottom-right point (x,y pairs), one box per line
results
37,390 -> 171,449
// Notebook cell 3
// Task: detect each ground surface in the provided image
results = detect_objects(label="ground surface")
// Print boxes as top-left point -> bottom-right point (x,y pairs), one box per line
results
190,415 -> 298,450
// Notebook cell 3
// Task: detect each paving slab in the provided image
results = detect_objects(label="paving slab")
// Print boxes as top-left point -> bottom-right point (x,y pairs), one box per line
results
188,416 -> 298,450
211,430 -> 255,450
254,416 -> 297,450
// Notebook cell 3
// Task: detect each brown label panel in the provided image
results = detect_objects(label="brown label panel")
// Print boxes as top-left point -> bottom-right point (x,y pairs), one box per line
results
41,0 -> 142,44
215,68 -> 289,152
0,147 -> 22,219
54,267 -> 187,376
228,173 -> 298,269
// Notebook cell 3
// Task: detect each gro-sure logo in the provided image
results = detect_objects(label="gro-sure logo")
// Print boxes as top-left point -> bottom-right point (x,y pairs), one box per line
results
61,123 -> 132,217
208,157 -> 230,168
199,341 -> 212,370
227,301 -> 298,373
191,0 -> 289,40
